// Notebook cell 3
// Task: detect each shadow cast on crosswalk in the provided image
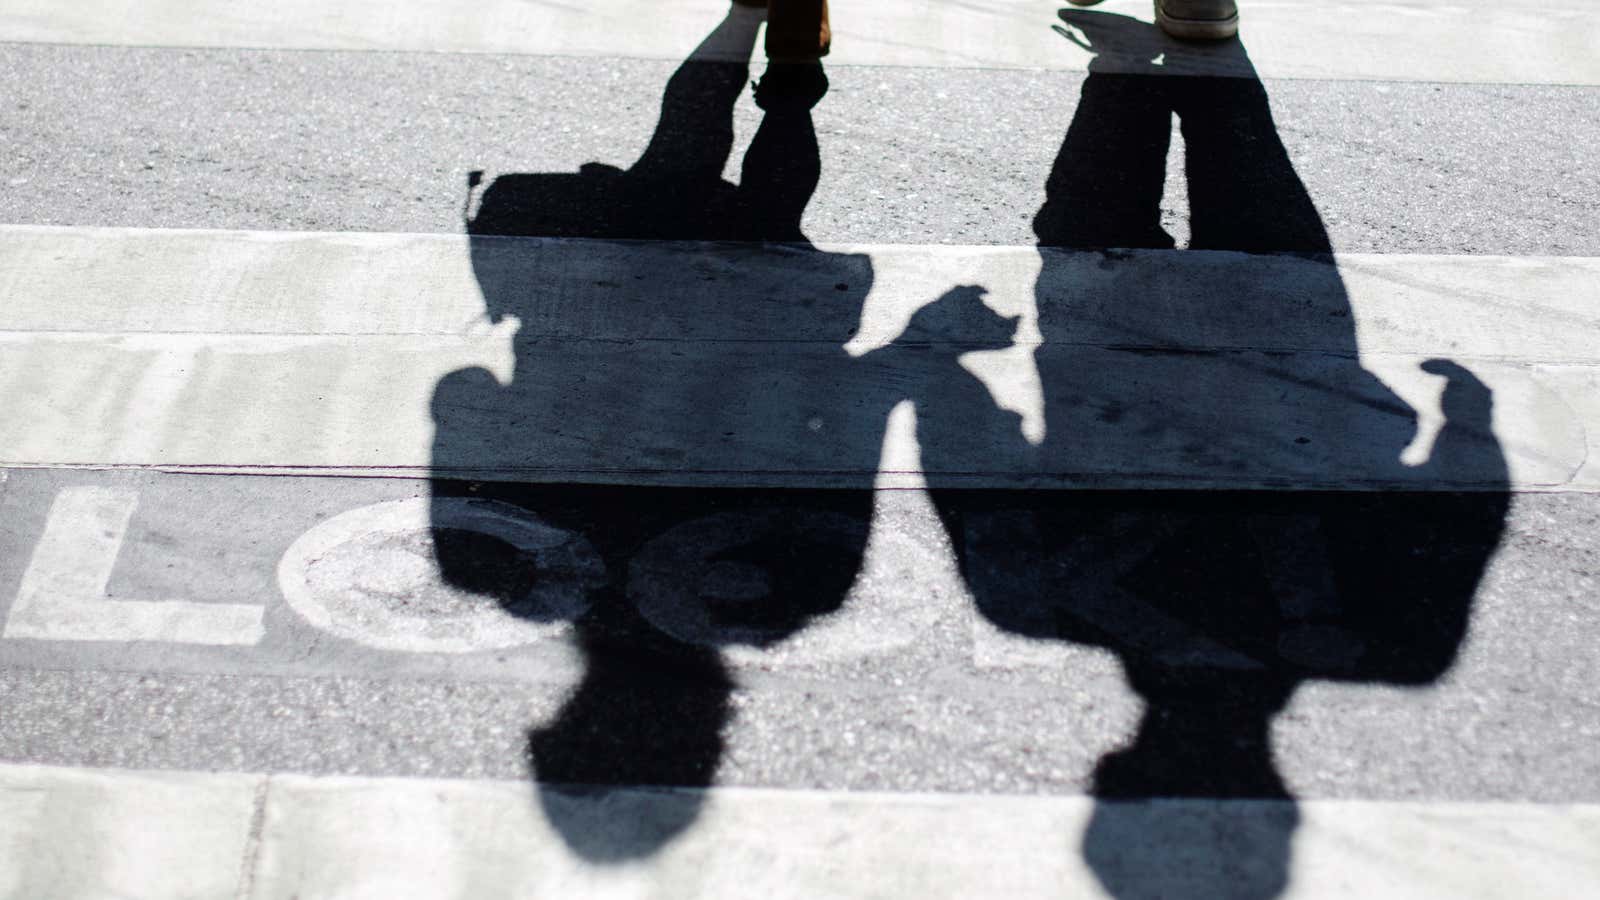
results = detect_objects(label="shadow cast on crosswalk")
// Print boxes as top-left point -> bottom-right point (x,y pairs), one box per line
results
427,7 -> 1509,897
923,13 -> 1510,898
435,7 -> 880,862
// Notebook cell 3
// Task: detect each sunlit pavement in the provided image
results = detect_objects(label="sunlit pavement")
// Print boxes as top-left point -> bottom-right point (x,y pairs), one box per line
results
1,2 -> 1598,897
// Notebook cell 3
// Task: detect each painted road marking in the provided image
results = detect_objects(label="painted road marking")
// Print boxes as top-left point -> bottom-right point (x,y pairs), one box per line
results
0,473 -> 968,680
3,487 -> 264,645
626,487 -> 954,666
277,497 -> 604,654
0,470 -> 1538,690
1,762 -> 1597,899
1,1 -> 1596,85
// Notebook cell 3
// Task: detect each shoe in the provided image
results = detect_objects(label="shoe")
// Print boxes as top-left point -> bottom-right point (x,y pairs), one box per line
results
753,61 -> 829,111
1155,0 -> 1238,40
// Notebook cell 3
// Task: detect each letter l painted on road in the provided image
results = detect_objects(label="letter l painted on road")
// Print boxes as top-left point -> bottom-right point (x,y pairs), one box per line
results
4,487 -> 264,645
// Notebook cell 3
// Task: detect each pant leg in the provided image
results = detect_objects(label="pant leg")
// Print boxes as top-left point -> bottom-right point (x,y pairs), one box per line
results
766,0 -> 830,61
1034,73 -> 1176,250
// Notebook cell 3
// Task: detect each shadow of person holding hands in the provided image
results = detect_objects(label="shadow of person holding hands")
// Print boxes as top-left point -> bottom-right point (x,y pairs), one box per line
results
924,10 -> 1511,898
429,4 -> 885,862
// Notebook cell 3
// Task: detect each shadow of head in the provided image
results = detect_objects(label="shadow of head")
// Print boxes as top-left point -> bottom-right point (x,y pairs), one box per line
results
526,621 -> 734,863
1084,797 -> 1299,900
533,785 -> 713,864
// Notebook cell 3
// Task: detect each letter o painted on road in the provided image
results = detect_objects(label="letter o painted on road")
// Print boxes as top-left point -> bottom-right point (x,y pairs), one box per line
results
628,507 -> 941,665
277,497 -> 605,654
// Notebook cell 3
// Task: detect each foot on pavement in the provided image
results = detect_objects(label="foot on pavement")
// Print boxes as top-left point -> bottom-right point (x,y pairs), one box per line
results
1155,0 -> 1240,40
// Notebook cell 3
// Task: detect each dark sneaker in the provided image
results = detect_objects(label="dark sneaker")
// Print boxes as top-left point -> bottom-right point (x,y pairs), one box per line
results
1155,0 -> 1239,40
753,61 -> 829,111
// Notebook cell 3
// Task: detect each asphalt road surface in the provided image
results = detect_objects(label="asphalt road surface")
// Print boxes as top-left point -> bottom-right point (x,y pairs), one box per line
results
2,1 -> 1598,897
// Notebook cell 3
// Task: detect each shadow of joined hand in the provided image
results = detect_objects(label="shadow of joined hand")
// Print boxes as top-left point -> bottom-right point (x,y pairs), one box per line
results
1054,9 -> 1251,77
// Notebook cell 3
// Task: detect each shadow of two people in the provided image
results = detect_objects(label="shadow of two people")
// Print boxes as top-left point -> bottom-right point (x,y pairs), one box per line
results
429,6 -> 1510,896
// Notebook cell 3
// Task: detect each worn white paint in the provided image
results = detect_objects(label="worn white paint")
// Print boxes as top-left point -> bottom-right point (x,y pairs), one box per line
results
1,762 -> 1597,899
1,0 -> 1596,85
3,487 -> 265,645
276,497 -> 604,653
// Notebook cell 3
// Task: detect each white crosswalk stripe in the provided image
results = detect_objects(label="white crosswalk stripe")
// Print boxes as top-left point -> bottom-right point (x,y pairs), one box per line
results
5,0 -> 1599,84
3,763 -> 1598,900
2,1 -> 1597,897
2,226 -> 1596,489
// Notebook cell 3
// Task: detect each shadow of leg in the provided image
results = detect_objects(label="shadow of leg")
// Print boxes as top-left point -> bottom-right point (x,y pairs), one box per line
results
1035,73 -> 1175,250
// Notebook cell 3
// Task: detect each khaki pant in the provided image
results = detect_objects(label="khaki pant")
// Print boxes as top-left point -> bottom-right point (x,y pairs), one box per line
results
740,0 -> 830,60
